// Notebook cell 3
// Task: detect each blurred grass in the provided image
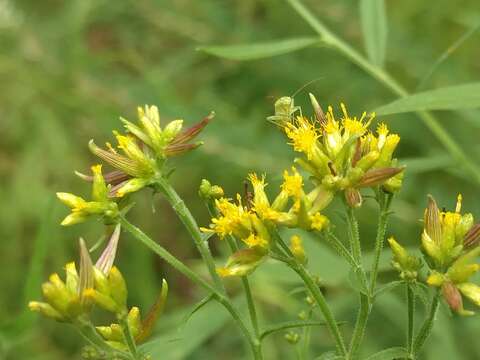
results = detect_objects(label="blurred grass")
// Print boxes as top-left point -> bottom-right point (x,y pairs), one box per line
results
1,0 -> 480,358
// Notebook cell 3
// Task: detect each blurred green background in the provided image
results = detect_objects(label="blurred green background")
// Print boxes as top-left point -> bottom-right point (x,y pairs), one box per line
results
1,0 -> 480,359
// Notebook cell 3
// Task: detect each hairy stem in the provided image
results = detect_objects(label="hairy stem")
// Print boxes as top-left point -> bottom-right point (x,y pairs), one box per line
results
369,193 -> 393,294
274,231 -> 348,357
344,205 -> 369,359
412,290 -> 440,358
119,216 -> 261,359
154,176 -> 225,292
285,0 -> 480,184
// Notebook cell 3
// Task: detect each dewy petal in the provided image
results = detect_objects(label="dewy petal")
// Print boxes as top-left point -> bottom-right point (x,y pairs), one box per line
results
170,112 -> 214,145
96,224 -> 121,275
425,195 -> 442,244
89,140 -> 145,177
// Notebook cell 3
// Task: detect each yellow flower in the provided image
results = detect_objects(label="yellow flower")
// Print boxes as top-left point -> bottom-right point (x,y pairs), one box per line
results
57,165 -> 118,226
284,116 -> 319,160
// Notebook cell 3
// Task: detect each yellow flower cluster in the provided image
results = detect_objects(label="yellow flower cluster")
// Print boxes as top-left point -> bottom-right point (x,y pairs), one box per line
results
277,95 -> 404,208
390,194 -> 480,315
203,167 -> 328,277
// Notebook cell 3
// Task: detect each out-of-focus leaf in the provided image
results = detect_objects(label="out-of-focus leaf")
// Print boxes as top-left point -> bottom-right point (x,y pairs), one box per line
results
375,83 -> 480,115
198,37 -> 321,61
314,351 -> 342,360
365,347 -> 408,360
139,300 -> 231,359
360,0 -> 388,67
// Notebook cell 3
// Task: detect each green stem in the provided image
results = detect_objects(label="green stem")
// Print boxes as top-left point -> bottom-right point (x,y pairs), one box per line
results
345,206 -> 362,264
273,232 -> 348,357
369,193 -> 393,294
206,201 -> 263,358
323,230 -> 358,268
349,293 -> 370,360
406,283 -> 415,355
412,290 -> 440,358
344,205 -> 369,359
153,176 -> 225,292
119,315 -> 140,359
119,216 -> 261,359
285,0 -> 480,185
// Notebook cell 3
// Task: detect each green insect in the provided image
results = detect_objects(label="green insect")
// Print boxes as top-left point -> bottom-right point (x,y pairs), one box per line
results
266,96 -> 301,126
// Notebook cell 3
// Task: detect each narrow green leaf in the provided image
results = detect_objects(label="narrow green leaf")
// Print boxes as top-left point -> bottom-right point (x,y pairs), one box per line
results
360,0 -> 388,67
373,280 -> 404,299
198,37 -> 320,61
260,320 -> 329,340
375,83 -> 480,115
365,347 -> 409,360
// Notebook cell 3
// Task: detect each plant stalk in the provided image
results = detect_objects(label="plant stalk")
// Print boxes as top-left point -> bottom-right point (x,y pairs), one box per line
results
153,176 -> 225,292
369,193 -> 393,294
119,216 -> 262,359
406,283 -> 415,355
274,231 -> 348,357
412,290 -> 440,358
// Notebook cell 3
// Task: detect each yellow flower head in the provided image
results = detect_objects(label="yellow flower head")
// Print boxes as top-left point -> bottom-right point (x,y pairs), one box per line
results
281,167 -> 304,200
205,196 -> 253,239
284,116 -> 319,160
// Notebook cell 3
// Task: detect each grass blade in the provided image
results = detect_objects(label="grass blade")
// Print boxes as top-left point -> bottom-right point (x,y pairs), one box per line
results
198,37 -> 321,61
359,0 -> 388,67
375,82 -> 480,115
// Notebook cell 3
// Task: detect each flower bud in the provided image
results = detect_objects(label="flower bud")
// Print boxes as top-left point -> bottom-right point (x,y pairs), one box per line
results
284,331 -> 300,344
464,223 -> 480,248
388,237 -> 422,280
345,188 -> 362,208
442,282 -> 469,314
198,179 -> 224,200
289,235 -> 307,264
216,248 -> 266,277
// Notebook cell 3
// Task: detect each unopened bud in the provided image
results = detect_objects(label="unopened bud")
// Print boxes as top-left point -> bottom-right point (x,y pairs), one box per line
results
345,188 -> 362,208
284,331 -> 300,344
442,282 -> 463,313
464,223 -> 480,248
198,179 -> 224,200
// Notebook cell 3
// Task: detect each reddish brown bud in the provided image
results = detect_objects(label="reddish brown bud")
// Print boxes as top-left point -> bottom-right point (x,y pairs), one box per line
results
351,138 -> 362,167
345,188 -> 362,208
442,282 -> 463,313
170,112 -> 214,146
357,167 -> 404,188
464,223 -> 480,248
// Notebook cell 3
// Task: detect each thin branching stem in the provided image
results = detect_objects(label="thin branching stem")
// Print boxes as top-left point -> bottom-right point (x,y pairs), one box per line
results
119,216 -> 262,359
119,315 -> 140,360
153,176 -> 225,292
406,282 -> 415,355
369,192 -> 393,294
412,290 -> 440,358
272,231 -> 348,357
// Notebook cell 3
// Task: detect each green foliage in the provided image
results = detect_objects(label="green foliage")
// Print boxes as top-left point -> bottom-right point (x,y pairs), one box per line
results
2,0 -> 480,359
